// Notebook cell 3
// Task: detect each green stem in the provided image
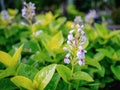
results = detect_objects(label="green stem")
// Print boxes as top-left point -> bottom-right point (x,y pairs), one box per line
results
76,81 -> 80,90
29,21 -> 41,52
35,40 -> 41,52
68,59 -> 75,90
68,83 -> 71,90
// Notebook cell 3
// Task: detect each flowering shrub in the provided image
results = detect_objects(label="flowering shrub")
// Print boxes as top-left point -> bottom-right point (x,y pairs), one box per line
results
0,1 -> 120,90
64,16 -> 87,66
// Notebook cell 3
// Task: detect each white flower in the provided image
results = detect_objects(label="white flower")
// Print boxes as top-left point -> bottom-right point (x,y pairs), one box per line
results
78,45 -> 82,50
67,40 -> 72,45
64,57 -> 70,64
64,53 -> 71,64
64,16 -> 87,66
34,30 -> 42,37
69,29 -> 74,33
1,10 -> 10,20
74,16 -> 83,24
34,20 -> 42,24
63,47 -> 68,51
85,10 -> 98,24
78,59 -> 84,66
22,2 -> 36,21
68,33 -> 74,41
76,49 -> 87,59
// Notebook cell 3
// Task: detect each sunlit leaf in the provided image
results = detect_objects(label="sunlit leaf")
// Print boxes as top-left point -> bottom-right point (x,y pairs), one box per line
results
11,76 -> 33,90
97,46 -> 115,60
0,51 -> 12,67
12,44 -> 23,66
73,71 -> 94,82
49,31 -> 64,54
34,64 -> 56,90
56,65 -> 71,84
108,30 -> 120,39
8,8 -> 18,16
95,23 -> 109,39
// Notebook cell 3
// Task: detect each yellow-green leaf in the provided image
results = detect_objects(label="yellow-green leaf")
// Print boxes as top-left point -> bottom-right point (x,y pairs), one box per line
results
32,80 -> 39,90
34,64 -> 56,90
0,66 -> 16,79
108,30 -> 120,39
49,31 -> 64,53
11,76 -> 33,90
0,51 -> 12,67
73,71 -> 94,82
12,44 -> 24,66
56,65 -> 72,84
8,8 -> 18,16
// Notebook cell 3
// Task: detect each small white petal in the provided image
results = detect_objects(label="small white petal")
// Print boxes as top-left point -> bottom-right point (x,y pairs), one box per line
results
64,57 -> 70,64
67,40 -> 72,45
35,30 -> 42,36
78,59 -> 84,66
68,33 -> 74,41
69,30 -> 74,33
63,47 -> 68,51
66,53 -> 70,58
78,46 -> 82,50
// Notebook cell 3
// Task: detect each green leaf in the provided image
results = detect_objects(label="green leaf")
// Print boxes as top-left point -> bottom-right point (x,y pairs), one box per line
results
41,31 -> 64,56
97,46 -> 115,59
12,44 -> 23,66
87,29 -> 98,41
23,41 -> 39,53
53,17 -> 66,31
17,63 -> 39,80
73,71 -> 94,82
108,30 -> 120,39
85,56 -> 102,70
95,23 -> 109,39
0,51 -> 12,67
97,66 -> 105,77
0,67 -> 16,79
111,65 -> 120,80
4,26 -> 19,38
11,76 -> 33,90
34,64 -> 56,90
32,51 -> 53,63
94,52 -> 104,62
8,8 -> 18,16
49,31 -> 64,54
56,65 -> 71,84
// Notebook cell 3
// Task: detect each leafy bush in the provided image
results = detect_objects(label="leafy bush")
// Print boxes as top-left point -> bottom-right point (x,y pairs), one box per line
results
0,3 -> 120,90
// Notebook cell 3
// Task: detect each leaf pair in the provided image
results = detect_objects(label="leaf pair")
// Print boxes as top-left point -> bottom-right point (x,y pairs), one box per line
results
0,44 -> 23,67
40,31 -> 64,57
11,64 -> 57,90
95,23 -> 120,40
56,65 -> 94,84
0,45 -> 23,79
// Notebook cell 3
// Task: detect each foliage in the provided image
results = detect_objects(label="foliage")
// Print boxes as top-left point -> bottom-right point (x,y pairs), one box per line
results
0,8 -> 120,90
